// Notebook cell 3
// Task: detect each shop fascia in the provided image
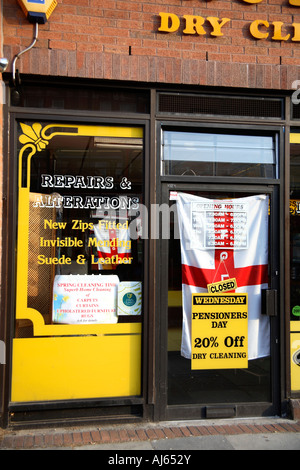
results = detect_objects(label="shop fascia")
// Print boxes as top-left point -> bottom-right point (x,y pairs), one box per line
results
158,0 -> 300,42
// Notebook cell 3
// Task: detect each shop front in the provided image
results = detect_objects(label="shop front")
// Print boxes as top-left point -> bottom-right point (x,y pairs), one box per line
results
2,87 -> 152,425
0,82 -> 299,427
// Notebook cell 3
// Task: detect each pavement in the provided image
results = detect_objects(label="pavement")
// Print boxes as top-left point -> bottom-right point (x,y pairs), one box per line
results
1,417 -> 300,451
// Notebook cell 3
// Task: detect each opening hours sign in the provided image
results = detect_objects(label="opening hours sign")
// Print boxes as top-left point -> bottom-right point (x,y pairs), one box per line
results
191,293 -> 248,370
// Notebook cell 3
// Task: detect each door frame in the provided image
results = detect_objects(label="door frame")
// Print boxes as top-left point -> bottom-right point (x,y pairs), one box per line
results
157,182 -> 282,421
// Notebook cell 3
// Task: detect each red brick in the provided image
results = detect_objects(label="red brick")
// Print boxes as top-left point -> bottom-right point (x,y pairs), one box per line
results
206,426 -> 220,435
220,425 -> 242,435
44,434 -> 54,447
0,437 -> 14,449
53,433 -> 64,446
91,430 -> 101,442
197,426 -> 211,435
34,435 -> 44,448
170,427 -> 185,437
246,425 -> 262,434
109,430 -> 120,442
23,435 -> 34,448
99,430 -> 111,443
263,424 -> 277,433
72,432 -> 83,445
136,429 -> 148,441
212,425 -> 227,434
238,424 -> 255,434
145,428 -> 159,440
82,431 -> 93,444
63,433 -> 73,446
155,429 -> 167,440
127,429 -> 139,441
278,422 -> 298,432
162,427 -> 176,439
292,422 -> 300,432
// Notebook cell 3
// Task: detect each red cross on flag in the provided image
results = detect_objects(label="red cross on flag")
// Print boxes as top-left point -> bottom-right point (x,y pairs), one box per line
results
172,192 -> 270,361
93,222 -> 131,270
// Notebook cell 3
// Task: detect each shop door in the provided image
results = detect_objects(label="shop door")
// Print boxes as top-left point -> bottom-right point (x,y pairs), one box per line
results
158,184 -> 280,420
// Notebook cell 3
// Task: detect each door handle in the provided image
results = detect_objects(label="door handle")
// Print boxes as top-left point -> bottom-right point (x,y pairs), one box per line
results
261,289 -> 277,317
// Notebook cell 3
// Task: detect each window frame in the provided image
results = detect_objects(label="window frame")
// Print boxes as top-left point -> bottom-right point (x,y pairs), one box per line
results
158,121 -> 283,186
7,111 -> 151,413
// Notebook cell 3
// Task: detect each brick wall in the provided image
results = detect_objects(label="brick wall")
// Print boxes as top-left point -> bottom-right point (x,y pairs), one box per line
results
2,0 -> 300,89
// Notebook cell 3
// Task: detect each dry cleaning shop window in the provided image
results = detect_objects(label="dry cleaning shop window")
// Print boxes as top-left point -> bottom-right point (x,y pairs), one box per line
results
290,136 -> 300,323
16,122 -> 144,337
161,129 -> 277,178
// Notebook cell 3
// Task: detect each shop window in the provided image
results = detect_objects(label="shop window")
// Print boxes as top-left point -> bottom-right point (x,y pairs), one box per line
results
290,131 -> 300,394
161,129 -> 277,178
290,135 -> 300,323
12,121 -> 144,402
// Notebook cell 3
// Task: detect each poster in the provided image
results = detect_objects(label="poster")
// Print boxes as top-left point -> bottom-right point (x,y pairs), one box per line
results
118,282 -> 142,316
172,192 -> 269,361
191,293 -> 248,370
52,274 -> 119,324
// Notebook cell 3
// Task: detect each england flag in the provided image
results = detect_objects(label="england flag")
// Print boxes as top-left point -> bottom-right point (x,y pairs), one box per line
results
93,222 -> 131,270
172,192 -> 270,361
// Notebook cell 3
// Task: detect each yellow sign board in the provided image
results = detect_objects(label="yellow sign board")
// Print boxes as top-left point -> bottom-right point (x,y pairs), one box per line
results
207,278 -> 237,294
191,293 -> 248,370
158,12 -> 300,42
291,330 -> 300,392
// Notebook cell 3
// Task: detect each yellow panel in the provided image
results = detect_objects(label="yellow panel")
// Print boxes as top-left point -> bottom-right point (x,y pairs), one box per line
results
168,328 -> 181,351
30,316 -> 141,337
291,332 -> 300,392
291,321 -> 300,333
168,290 -> 182,307
11,331 -> 141,402
290,134 -> 300,144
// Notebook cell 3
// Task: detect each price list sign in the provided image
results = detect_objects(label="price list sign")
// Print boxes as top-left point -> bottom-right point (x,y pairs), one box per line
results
191,293 -> 248,370
191,201 -> 248,250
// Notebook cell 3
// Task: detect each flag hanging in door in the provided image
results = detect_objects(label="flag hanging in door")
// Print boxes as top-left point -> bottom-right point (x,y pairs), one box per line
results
171,192 -> 270,360
93,222 -> 131,270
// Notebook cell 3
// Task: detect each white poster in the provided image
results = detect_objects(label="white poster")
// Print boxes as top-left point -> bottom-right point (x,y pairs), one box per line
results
172,192 -> 270,360
52,274 -> 119,324
93,221 -> 131,269
118,282 -> 142,316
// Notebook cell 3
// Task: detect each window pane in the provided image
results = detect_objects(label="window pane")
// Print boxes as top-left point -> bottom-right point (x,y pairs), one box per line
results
13,122 -> 144,402
162,130 -> 276,178
16,122 -> 144,333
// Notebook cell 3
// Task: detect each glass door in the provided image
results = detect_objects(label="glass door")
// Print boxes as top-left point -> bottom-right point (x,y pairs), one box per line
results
159,184 -> 280,420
